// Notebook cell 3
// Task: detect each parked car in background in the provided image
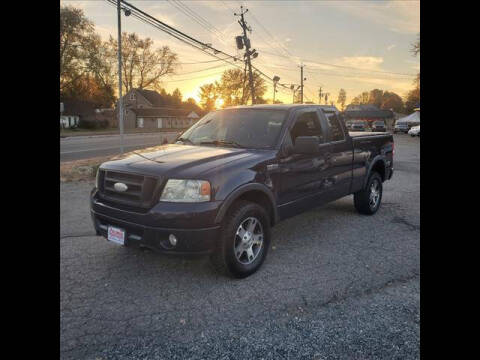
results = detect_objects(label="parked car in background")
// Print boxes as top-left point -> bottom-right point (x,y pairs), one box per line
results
350,121 -> 366,131
91,104 -> 394,278
394,122 -> 409,134
408,125 -> 420,137
372,120 -> 386,132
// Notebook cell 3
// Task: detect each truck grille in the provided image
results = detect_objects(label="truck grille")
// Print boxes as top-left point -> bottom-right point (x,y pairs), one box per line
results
98,170 -> 159,209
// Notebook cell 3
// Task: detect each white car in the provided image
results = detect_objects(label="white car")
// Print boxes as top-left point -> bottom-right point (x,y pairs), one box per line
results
408,125 -> 420,137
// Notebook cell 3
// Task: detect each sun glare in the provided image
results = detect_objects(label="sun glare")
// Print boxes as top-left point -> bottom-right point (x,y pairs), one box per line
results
215,98 -> 224,109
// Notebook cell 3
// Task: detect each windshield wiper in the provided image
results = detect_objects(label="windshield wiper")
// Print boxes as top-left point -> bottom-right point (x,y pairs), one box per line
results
199,140 -> 247,148
177,137 -> 194,145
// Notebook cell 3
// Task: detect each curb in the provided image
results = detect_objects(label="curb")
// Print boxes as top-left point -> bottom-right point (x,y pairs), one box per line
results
61,131 -> 180,140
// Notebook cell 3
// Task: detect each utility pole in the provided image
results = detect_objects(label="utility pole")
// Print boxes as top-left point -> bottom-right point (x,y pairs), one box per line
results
235,6 -> 256,105
273,76 -> 280,104
300,64 -> 304,104
290,84 -> 300,104
116,0 -> 124,154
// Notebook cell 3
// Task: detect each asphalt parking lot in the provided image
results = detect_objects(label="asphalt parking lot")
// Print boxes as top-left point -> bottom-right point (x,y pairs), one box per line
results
60,133 -> 420,360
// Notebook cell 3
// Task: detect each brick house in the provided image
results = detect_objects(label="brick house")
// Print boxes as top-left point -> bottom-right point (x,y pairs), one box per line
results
116,88 -> 200,129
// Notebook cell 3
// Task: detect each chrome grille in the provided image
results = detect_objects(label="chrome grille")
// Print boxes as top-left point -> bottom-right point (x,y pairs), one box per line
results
98,170 -> 159,208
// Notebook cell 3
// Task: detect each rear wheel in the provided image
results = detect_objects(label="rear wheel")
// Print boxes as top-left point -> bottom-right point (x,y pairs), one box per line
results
210,200 -> 271,278
354,172 -> 383,215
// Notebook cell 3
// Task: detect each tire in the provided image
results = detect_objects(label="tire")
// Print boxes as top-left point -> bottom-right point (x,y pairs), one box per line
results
210,200 -> 271,278
354,172 -> 383,215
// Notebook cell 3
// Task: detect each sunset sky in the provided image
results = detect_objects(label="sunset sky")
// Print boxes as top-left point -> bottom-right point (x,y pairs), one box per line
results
61,0 -> 420,106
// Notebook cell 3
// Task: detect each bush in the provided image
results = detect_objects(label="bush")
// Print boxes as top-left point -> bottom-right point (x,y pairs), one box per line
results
78,118 -> 109,129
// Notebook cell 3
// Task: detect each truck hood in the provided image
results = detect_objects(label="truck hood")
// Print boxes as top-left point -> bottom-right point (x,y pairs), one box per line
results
100,143 -> 256,178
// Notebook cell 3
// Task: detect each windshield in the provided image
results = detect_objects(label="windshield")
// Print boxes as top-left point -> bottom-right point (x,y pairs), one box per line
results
178,108 -> 288,149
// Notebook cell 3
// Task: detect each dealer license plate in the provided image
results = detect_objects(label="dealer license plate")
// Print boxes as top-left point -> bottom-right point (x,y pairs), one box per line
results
107,226 -> 125,245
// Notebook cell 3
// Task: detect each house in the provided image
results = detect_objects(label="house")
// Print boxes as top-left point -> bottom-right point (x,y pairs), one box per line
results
129,108 -> 200,129
60,100 -> 99,128
343,104 -> 394,129
116,88 -> 200,129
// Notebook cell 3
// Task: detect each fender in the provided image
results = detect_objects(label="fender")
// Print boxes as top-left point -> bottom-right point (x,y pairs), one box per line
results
363,156 -> 386,188
214,183 -> 279,225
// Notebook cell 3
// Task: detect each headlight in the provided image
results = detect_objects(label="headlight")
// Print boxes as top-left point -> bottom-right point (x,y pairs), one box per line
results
160,179 -> 211,202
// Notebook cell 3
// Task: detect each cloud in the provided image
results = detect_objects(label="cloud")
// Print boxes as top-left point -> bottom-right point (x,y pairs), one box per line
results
387,44 -> 396,51
333,0 -> 419,34
338,56 -> 384,71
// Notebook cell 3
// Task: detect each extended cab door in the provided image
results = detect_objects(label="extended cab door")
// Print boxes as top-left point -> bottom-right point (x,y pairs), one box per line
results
276,109 -> 331,219
321,111 -> 354,199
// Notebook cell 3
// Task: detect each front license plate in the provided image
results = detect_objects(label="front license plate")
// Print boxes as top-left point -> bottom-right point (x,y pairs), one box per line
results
107,226 -> 125,245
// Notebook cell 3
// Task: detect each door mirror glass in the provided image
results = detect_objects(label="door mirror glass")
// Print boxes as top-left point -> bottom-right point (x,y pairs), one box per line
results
293,136 -> 320,154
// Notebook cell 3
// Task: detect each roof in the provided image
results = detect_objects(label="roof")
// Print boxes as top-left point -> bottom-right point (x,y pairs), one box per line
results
223,104 -> 340,112
130,108 -> 197,118
136,89 -> 165,106
396,111 -> 420,124
345,104 -> 380,111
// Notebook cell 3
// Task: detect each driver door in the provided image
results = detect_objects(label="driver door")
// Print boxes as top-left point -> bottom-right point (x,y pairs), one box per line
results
277,109 -> 331,219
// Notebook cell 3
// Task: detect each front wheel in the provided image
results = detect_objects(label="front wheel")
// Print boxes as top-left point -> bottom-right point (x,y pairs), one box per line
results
354,172 -> 383,215
210,200 -> 271,278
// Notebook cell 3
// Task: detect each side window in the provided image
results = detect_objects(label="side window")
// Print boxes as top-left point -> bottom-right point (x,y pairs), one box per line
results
290,111 -> 324,145
325,113 -> 345,142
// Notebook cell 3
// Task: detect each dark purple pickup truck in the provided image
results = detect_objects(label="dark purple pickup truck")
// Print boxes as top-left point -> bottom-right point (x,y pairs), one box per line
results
91,104 -> 394,278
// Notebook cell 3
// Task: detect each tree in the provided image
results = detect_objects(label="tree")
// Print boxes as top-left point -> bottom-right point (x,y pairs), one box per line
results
368,89 -> 384,108
60,6 -> 95,92
216,68 -> 267,106
411,34 -> 420,56
199,83 -> 219,112
337,89 -> 347,111
349,89 -> 404,113
171,88 -> 183,105
107,32 -> 179,93
351,91 -> 370,105
60,6 -> 117,107
381,91 -> 404,113
405,33 -> 420,113
198,68 -> 267,109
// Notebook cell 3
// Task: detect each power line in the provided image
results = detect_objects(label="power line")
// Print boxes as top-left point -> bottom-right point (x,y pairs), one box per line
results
166,0 -> 227,46
260,50 -> 415,77
106,0 -> 287,94
172,63 -> 232,76
165,70 -> 229,82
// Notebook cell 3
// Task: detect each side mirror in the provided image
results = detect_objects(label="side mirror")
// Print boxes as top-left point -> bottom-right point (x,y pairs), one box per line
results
293,136 -> 320,154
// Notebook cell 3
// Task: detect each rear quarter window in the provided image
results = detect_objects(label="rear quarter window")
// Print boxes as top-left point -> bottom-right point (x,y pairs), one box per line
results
325,113 -> 345,142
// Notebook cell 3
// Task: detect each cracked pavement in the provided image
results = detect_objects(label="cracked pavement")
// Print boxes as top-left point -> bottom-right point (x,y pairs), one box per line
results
60,134 -> 420,359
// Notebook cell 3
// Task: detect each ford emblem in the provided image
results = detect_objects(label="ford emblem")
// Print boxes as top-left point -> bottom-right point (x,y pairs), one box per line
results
114,182 -> 128,192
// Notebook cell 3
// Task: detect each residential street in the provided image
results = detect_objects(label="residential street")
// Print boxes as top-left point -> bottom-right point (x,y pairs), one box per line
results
60,132 -> 179,162
60,134 -> 420,359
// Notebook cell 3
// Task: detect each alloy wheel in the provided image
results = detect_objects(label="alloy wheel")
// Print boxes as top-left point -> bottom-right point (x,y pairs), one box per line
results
234,217 -> 264,265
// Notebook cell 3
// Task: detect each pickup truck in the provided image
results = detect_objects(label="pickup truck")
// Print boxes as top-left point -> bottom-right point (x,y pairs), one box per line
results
91,104 -> 394,278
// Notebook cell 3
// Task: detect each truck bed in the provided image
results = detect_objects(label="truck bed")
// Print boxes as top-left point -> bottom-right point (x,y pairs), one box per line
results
349,131 -> 390,138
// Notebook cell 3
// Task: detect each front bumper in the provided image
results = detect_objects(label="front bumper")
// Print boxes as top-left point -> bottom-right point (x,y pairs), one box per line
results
91,189 -> 221,255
